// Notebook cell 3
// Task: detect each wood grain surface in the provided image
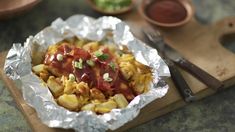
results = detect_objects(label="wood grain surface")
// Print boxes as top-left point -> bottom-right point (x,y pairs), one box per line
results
0,10 -> 235,132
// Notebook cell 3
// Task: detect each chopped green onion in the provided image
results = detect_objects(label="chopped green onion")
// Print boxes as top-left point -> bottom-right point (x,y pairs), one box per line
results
94,0 -> 132,12
94,50 -> 109,60
94,51 -> 103,57
69,73 -> 75,82
103,73 -> 109,79
99,54 -> 109,60
109,62 -> 116,71
103,73 -> 113,82
74,61 -> 82,69
105,78 -> 113,82
74,58 -> 83,69
86,59 -> 95,67
56,54 -> 63,61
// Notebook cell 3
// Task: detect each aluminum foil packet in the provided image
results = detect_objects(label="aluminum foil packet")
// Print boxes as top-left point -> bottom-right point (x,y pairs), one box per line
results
4,15 -> 170,132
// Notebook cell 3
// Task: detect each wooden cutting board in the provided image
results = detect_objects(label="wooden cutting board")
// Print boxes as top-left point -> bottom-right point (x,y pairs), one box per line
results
1,10 -> 235,132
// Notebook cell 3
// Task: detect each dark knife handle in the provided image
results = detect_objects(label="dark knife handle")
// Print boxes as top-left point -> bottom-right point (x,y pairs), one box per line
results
175,58 -> 224,90
168,61 -> 196,102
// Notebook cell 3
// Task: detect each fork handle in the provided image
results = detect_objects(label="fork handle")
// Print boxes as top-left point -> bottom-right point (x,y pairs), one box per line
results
175,58 -> 224,90
168,61 -> 196,102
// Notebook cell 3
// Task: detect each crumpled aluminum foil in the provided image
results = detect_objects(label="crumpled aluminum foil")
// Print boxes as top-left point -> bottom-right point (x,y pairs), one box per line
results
4,15 -> 170,132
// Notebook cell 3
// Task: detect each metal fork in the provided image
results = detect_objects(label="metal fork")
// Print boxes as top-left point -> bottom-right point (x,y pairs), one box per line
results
143,28 -> 196,102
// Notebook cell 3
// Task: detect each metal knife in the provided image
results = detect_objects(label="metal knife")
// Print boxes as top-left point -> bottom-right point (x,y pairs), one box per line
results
143,28 -> 223,90
143,29 -> 196,102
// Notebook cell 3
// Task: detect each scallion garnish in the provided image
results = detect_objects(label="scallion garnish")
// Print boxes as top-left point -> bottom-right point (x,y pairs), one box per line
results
74,58 -> 83,69
94,50 -> 109,60
86,59 -> 95,67
94,51 -> 103,57
103,73 -> 113,82
109,62 -> 116,71
69,73 -> 76,82
56,54 -> 63,61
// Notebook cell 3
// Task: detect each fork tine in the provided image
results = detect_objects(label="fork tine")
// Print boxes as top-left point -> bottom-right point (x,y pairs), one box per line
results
142,27 -> 163,44
142,27 -> 165,55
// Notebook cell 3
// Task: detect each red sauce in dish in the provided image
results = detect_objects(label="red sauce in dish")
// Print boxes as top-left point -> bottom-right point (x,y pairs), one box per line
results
146,0 -> 187,24
44,44 -> 135,101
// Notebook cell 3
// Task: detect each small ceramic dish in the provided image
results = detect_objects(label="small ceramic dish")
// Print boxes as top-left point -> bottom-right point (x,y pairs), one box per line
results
86,0 -> 134,15
139,0 -> 194,27
0,0 -> 40,20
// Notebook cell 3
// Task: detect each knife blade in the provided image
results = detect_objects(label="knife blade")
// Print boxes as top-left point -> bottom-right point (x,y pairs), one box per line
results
143,27 -> 223,90
143,29 -> 196,102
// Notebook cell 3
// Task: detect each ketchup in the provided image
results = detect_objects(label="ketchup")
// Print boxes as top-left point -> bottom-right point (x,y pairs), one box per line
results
146,0 -> 187,24
44,44 -> 135,101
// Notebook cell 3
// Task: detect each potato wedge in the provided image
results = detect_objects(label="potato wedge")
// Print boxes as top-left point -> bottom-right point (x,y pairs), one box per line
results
47,76 -> 64,97
75,81 -> 90,97
95,99 -> 117,113
39,72 -> 49,82
64,79 -> 77,94
58,94 -> 79,111
32,64 -> 46,74
113,94 -> 128,108
90,88 -> 106,101
81,103 -> 95,112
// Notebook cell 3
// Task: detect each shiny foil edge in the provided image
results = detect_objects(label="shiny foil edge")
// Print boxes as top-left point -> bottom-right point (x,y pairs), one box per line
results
4,15 -> 170,132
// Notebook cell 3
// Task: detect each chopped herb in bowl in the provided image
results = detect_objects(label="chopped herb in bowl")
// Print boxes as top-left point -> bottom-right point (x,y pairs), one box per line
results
90,0 -> 133,14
